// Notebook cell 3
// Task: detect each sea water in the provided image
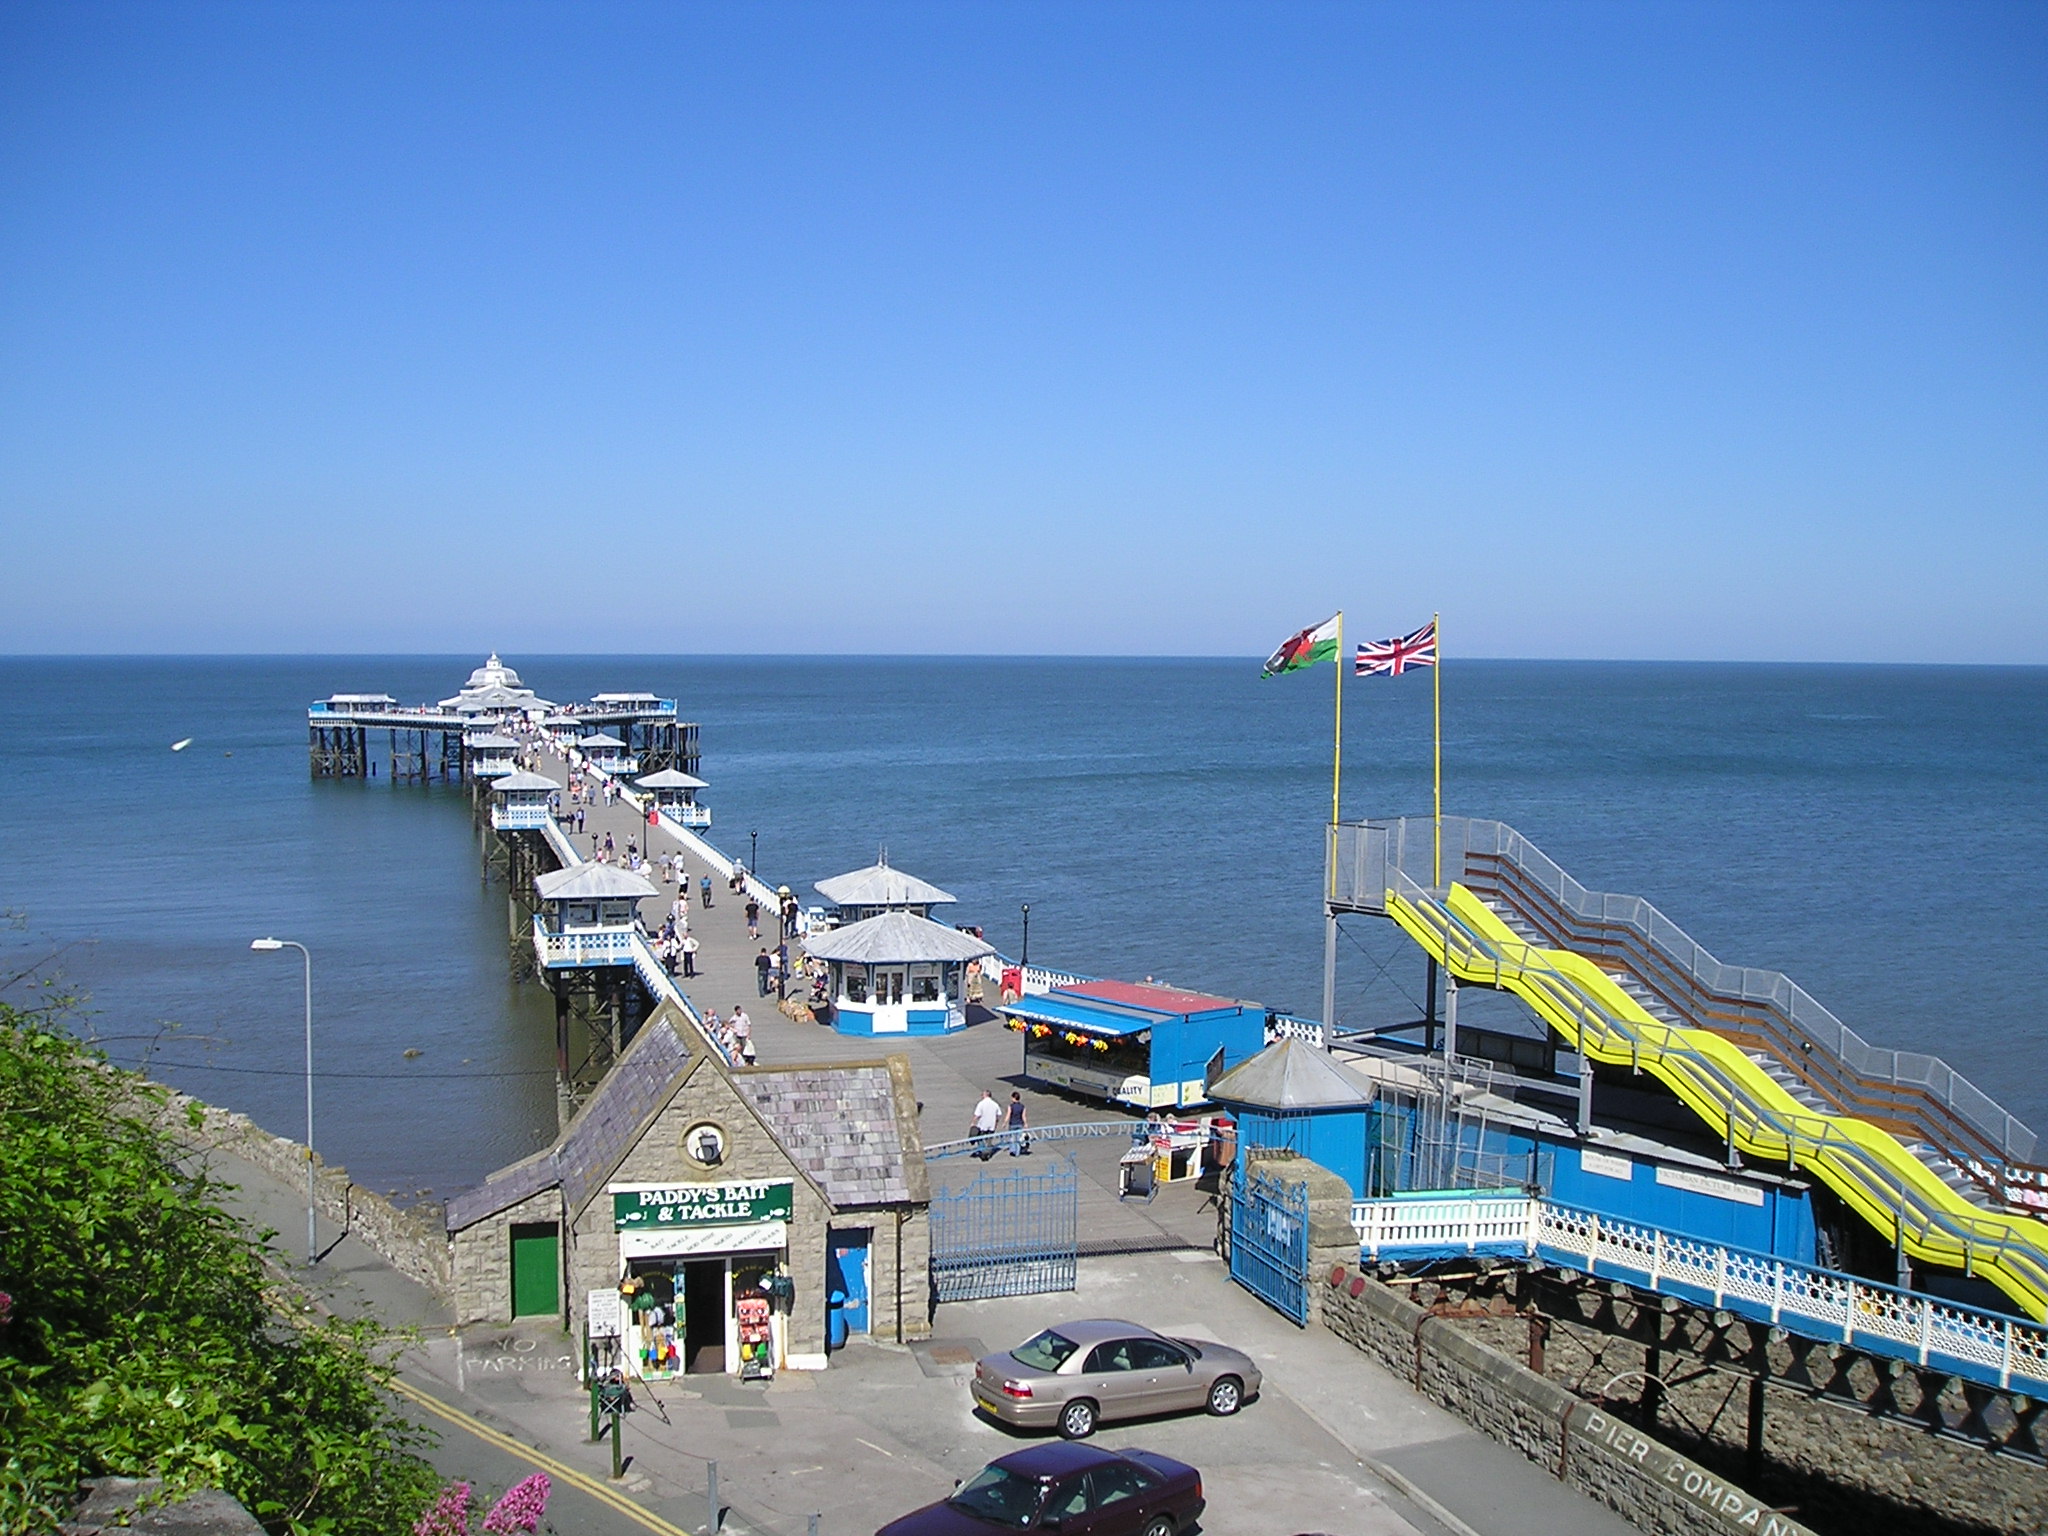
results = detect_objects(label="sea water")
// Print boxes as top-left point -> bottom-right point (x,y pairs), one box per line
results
1,656 -> 2042,1197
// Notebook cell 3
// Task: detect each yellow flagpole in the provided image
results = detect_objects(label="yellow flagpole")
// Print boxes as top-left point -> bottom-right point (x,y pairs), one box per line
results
1432,610 -> 1443,888
1331,611 -> 1344,829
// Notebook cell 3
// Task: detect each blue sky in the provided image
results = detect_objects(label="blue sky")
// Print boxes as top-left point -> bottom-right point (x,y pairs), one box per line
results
1,2 -> 2042,660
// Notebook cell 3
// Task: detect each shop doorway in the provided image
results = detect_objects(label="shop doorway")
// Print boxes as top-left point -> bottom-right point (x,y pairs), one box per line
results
681,1259 -> 726,1373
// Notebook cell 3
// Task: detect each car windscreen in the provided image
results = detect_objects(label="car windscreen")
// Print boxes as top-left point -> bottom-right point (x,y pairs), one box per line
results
948,1465 -> 1046,1528
1009,1328 -> 1079,1372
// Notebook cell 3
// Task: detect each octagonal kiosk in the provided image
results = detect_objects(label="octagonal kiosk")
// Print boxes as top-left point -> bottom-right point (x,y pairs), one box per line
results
637,768 -> 711,830
1205,1038 -> 1375,1196
804,913 -> 993,1036
492,770 -> 559,830
465,731 -> 521,780
532,862 -> 657,970
813,856 -> 955,925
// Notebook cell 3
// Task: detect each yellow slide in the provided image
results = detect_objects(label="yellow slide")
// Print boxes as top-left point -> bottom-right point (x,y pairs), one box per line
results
1387,882 -> 2048,1321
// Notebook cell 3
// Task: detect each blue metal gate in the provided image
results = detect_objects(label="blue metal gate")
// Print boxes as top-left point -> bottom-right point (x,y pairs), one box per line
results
1230,1162 -> 1311,1324
930,1159 -> 1079,1302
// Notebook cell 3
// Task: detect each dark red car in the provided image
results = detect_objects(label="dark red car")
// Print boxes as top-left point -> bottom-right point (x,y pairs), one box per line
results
876,1442 -> 1204,1536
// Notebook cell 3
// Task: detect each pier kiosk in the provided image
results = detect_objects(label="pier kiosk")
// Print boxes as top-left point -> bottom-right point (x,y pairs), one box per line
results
531,863 -> 656,969
445,1009 -> 932,1374
490,771 -> 559,830
804,913 -> 993,1036
464,732 -> 521,779
441,653 -> 552,717
574,733 -> 636,776
1206,1039 -> 1376,1195
1004,980 -> 1268,1110
636,768 -> 711,829
814,856 -> 955,924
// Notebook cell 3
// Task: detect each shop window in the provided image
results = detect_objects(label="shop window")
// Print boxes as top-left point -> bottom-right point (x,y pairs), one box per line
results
845,969 -> 868,1003
910,973 -> 940,1003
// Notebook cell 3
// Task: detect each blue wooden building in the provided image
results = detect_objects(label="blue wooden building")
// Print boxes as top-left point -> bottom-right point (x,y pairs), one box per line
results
1206,1039 -> 1376,1195
1002,980 -> 1269,1111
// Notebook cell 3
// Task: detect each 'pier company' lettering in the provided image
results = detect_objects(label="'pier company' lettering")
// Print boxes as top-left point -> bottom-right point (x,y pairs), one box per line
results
1577,1411 -> 1806,1535
612,1180 -> 794,1229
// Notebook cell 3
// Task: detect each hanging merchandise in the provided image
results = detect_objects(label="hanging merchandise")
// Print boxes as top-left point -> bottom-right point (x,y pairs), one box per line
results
736,1292 -> 775,1381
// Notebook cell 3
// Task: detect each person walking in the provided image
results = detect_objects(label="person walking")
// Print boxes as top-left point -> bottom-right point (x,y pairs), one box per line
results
766,946 -> 781,999
680,932 -> 699,978
1006,1091 -> 1030,1156
755,948 -> 772,997
575,806 -> 585,834
745,898 -> 761,940
701,874 -> 713,908
970,1089 -> 1002,1161
729,1005 -> 755,1065
775,942 -> 790,1001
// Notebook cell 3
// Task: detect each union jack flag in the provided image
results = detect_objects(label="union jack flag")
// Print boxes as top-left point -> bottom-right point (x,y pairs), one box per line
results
1356,619 -> 1437,676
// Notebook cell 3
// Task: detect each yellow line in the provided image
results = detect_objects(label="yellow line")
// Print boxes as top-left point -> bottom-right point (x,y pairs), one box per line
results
388,1376 -> 695,1536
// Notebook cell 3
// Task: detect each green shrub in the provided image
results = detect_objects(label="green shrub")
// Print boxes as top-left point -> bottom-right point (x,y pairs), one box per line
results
0,999 -> 440,1534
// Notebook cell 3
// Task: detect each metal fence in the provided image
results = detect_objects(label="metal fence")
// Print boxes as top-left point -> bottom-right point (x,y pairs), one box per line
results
930,1159 -> 1079,1302
1229,1162 -> 1311,1325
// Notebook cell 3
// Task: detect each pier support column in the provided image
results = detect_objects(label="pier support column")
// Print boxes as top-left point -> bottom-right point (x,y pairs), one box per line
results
1577,1055 -> 1594,1136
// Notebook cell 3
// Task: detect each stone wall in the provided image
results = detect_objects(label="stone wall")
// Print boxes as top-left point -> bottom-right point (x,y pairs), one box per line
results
1320,1264 -> 1817,1536
836,1205 -> 932,1344
451,1185 -> 559,1325
135,1080 -> 453,1300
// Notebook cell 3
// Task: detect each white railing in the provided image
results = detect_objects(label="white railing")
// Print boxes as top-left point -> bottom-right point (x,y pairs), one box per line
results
491,803 -> 554,830
531,922 -> 637,968
1350,1191 -> 2048,1395
625,931 -> 732,1065
663,803 -> 712,829
1266,1014 -> 1326,1048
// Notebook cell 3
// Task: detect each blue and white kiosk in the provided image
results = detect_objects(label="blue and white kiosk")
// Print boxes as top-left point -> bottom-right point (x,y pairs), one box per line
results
1003,980 -> 1269,1110
1205,1039 -> 1376,1195
636,768 -> 711,829
491,770 -> 559,830
464,731 -> 521,779
574,733 -> 636,776
803,913 -> 993,1037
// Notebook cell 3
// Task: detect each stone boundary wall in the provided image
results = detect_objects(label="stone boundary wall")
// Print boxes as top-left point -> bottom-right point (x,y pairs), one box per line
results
126,1077 -> 454,1300
1319,1263 -> 1817,1536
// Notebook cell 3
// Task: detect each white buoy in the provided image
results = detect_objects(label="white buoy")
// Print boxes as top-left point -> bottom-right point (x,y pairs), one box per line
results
171,738 -> 193,752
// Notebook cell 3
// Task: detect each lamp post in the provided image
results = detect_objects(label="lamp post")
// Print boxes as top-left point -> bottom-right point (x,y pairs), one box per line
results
1020,902 -> 1031,968
750,829 -> 759,876
250,938 -> 316,1264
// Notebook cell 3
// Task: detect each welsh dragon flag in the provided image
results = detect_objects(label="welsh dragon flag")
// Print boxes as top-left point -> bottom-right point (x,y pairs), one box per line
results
1262,614 -> 1341,677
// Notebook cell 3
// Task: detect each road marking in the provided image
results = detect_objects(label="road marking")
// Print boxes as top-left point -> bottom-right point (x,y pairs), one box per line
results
855,1437 -> 896,1458
388,1376 -> 692,1536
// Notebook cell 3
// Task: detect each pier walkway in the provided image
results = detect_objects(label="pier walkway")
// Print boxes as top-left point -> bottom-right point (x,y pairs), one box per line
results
507,737 -> 1223,1258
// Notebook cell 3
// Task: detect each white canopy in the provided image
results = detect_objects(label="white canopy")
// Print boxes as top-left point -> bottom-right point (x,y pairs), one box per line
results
802,911 -> 993,966
492,771 -> 559,793
534,864 -> 658,903
576,733 -> 628,750
815,858 -> 956,910
635,769 -> 709,790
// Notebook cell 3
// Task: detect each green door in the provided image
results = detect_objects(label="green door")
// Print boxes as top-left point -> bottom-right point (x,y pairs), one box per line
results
509,1223 -> 560,1318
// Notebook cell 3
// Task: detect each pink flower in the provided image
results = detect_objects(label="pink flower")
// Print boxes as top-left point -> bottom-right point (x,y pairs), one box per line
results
482,1473 -> 551,1534
413,1482 -> 472,1536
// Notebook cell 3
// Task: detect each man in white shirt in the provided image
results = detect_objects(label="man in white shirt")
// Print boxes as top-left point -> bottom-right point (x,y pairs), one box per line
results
970,1089 -> 1002,1160
729,1006 -> 755,1065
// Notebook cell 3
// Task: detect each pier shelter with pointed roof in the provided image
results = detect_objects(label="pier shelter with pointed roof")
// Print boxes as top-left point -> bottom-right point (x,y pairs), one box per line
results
532,862 -> 656,969
464,731 -> 521,778
574,732 -> 636,775
1207,1038 -> 1375,1196
637,768 -> 711,828
490,770 -> 559,830
814,855 -> 955,923
444,1008 -> 932,1371
804,912 -> 993,1036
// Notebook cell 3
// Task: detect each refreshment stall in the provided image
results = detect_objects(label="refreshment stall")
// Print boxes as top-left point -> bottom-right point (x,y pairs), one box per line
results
1002,979 -> 1269,1110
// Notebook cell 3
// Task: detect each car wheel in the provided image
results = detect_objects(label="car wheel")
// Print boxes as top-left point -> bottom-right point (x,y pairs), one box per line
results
1057,1398 -> 1098,1439
1207,1374 -> 1243,1416
1140,1517 -> 1175,1536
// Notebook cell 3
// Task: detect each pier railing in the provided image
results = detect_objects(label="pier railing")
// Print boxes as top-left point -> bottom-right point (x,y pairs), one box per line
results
530,923 -> 638,968
1352,1190 -> 2048,1396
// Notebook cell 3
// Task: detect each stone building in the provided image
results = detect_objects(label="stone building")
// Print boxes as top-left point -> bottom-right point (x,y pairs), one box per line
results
445,1006 -> 930,1376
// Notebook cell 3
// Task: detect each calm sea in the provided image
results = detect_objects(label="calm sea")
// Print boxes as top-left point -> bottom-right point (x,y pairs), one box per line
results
2,656 -> 2044,1197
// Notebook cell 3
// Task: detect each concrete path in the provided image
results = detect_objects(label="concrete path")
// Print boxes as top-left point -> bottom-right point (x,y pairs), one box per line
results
191,1138 -> 1647,1536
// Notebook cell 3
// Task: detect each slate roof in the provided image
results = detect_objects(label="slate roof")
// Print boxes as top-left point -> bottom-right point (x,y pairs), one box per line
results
445,1015 -> 929,1231
1207,1038 -> 1375,1110
801,910 -> 993,965
814,859 -> 956,909
735,1059 -> 927,1207
534,863 -> 658,902
445,1015 -> 693,1230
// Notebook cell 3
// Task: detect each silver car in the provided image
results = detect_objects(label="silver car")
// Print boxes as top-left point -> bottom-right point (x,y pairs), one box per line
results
971,1318 -> 1263,1440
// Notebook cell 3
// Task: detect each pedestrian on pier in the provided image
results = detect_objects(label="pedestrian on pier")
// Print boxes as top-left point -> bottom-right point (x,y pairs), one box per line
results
970,1090 -> 1001,1160
1007,1091 -> 1030,1156
775,942 -> 789,1001
755,948 -> 772,996
701,874 -> 713,908
730,1006 -> 755,1064
745,898 -> 761,939
681,933 -> 699,978
575,807 -> 586,834
603,831 -> 615,859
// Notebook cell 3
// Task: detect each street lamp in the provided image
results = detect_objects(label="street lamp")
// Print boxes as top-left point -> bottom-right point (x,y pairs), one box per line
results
750,829 -> 759,875
1020,902 -> 1031,967
251,938 -> 316,1264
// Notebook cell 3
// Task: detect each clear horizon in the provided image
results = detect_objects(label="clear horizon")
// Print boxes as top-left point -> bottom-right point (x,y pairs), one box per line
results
3,4 -> 2043,663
